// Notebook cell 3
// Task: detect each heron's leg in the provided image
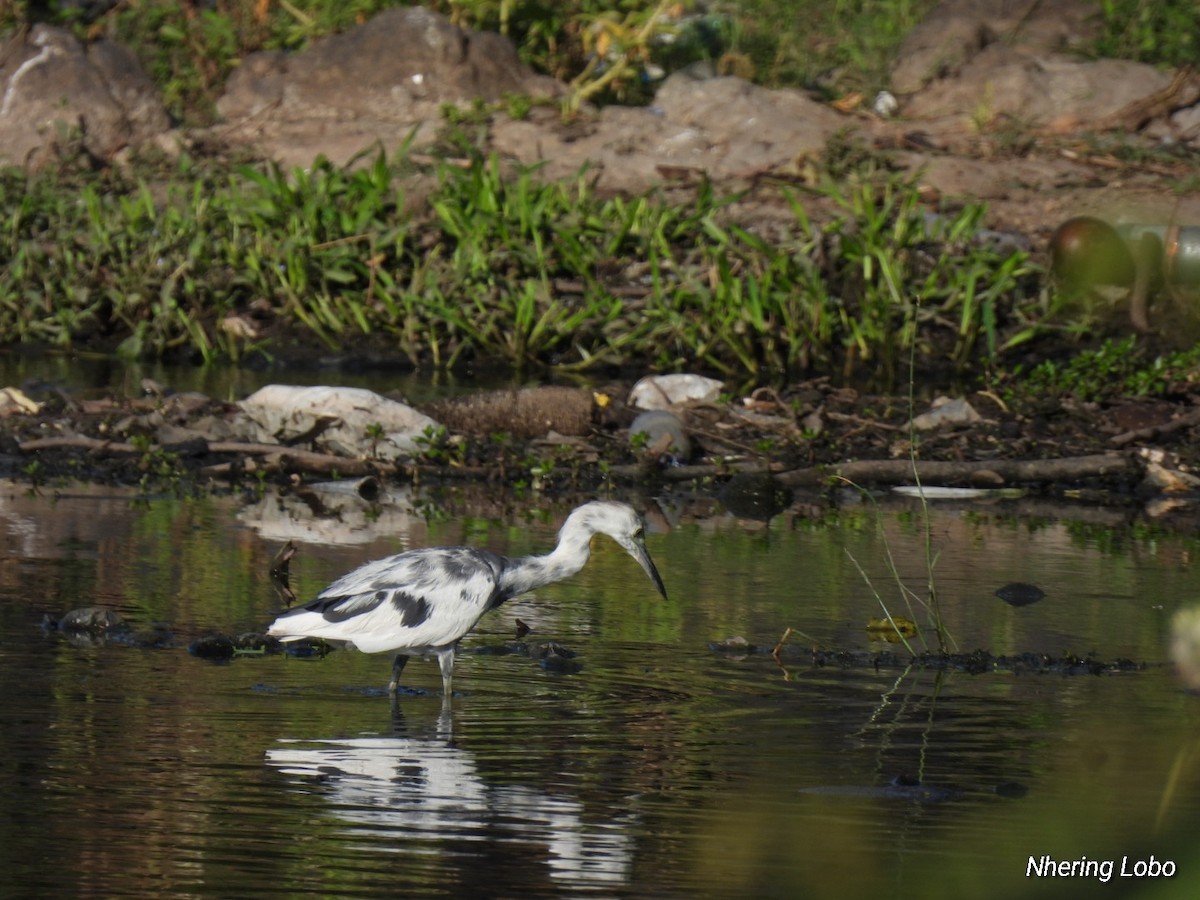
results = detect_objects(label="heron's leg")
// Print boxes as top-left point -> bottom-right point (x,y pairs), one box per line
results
437,646 -> 456,699
388,654 -> 410,693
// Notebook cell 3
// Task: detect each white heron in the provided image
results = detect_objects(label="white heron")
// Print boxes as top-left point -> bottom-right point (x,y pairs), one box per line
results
267,500 -> 667,697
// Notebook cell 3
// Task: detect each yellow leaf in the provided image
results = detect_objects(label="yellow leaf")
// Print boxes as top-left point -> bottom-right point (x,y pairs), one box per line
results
866,615 -> 918,642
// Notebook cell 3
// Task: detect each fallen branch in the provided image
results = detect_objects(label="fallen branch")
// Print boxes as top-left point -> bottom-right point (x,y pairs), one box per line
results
1110,407 -> 1200,447
18,434 -> 138,453
774,453 -> 1137,487
19,434 -> 395,478
607,453 -> 1138,486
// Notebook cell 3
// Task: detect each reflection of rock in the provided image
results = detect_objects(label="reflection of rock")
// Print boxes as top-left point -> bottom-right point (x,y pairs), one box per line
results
53,606 -> 126,633
0,25 -> 169,166
266,733 -> 634,886
1170,606 -> 1200,691
237,486 -> 418,546
719,472 -> 793,522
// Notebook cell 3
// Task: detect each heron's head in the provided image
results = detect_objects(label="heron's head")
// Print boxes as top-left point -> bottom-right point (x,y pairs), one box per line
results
571,501 -> 668,600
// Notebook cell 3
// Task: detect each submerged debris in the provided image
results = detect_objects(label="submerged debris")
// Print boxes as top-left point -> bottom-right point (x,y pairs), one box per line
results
42,607 -> 175,649
995,582 -> 1046,607
712,637 -> 1146,676
188,632 -> 285,660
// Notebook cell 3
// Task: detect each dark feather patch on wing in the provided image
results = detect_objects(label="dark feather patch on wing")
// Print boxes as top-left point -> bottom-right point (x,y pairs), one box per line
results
302,591 -> 388,623
392,591 -> 431,627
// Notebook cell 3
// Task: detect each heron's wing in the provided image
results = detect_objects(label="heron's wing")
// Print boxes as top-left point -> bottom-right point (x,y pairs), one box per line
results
315,547 -> 500,598
268,548 -> 507,653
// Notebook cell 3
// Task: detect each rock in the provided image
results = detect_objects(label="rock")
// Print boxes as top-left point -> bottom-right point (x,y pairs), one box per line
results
45,606 -> 137,648
908,396 -> 982,430
494,73 -> 848,193
901,42 -> 1175,131
629,409 -> 691,462
235,384 -> 440,460
890,0 -> 1100,95
1049,216 -> 1136,291
0,387 -> 41,416
216,6 -> 561,167
628,373 -> 723,410
0,25 -> 169,166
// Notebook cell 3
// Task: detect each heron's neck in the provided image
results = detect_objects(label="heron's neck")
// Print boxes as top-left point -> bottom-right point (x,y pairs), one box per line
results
500,529 -> 592,598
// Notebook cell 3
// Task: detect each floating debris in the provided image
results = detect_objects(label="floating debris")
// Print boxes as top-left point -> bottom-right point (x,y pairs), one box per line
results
51,606 -> 127,634
866,615 -> 919,643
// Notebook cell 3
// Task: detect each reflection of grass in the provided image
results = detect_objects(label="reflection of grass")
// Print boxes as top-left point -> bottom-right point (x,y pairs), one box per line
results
842,336 -> 954,656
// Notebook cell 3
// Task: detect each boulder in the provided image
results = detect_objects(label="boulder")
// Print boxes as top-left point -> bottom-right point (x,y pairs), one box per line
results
216,6 -> 561,167
0,25 -> 168,166
235,384 -> 440,460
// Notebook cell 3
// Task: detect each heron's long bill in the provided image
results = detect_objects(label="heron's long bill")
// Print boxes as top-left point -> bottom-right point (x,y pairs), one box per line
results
628,542 -> 668,599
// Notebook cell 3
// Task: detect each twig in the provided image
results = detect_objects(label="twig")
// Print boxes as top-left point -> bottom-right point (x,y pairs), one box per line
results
1111,407 -> 1200,447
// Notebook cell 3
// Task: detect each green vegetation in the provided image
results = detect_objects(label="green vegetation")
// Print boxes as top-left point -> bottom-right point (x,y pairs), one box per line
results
0,140 -> 1044,382
1092,0 -> 1200,68
1016,336 -> 1200,403
0,0 -> 1194,386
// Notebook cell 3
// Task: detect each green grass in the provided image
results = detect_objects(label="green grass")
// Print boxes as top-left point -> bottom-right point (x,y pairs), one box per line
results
1,0 -> 1184,385
0,138 -> 1047,381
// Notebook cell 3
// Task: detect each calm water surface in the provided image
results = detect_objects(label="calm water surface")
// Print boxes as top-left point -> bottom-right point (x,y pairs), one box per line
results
2,482 -> 1199,899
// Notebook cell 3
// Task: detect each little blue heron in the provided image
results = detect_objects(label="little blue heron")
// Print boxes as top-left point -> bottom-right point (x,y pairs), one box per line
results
267,501 -> 667,697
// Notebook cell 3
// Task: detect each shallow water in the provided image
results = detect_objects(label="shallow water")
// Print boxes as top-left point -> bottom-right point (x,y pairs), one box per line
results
2,483 -> 1199,899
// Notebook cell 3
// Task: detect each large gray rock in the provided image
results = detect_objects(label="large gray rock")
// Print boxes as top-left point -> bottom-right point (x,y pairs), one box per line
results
493,73 -> 848,192
901,44 -> 1176,130
889,0 -> 1188,133
0,24 -> 168,166
216,6 -> 561,167
890,0 -> 1101,95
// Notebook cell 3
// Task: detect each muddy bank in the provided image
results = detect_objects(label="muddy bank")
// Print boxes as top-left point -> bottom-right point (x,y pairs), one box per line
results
3,2 -> 1199,259
7,372 -> 1200,533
